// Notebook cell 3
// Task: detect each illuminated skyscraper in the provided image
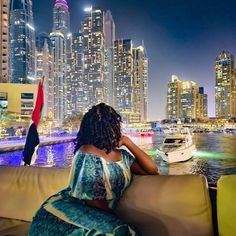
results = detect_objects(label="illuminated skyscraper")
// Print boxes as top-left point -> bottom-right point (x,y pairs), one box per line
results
10,0 -> 36,83
53,0 -> 70,37
215,51 -> 235,118
233,69 -> 236,117
132,45 -> 148,123
180,81 -> 198,120
104,10 -> 115,107
114,39 -> 133,113
166,76 -> 208,120
0,0 -> 10,83
36,38 -> 54,118
166,75 -> 181,119
82,7 -> 105,107
50,31 -> 66,122
51,0 -> 70,121
70,33 -> 88,113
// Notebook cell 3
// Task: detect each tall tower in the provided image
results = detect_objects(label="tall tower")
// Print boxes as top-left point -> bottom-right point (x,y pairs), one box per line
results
82,7 -> 105,107
166,75 -> 181,119
53,0 -> 70,36
0,0 -> 10,83
104,10 -> 115,107
51,0 -> 70,122
10,0 -> 36,83
215,51 -> 235,118
36,38 -> 54,118
132,45 -> 148,123
50,31 -> 66,122
114,39 -> 133,113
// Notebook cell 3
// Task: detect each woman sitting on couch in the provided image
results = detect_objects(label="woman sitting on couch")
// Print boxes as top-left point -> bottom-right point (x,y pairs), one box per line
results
29,103 -> 159,235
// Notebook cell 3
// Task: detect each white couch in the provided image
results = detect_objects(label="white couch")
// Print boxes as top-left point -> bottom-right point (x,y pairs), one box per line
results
0,166 -> 214,236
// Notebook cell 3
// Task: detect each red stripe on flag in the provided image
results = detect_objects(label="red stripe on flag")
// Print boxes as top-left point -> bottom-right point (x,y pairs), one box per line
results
32,80 -> 44,128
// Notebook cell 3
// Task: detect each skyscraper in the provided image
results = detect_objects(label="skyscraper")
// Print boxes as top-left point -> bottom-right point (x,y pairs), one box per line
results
166,75 -> 181,120
53,0 -> 70,36
51,0 -> 70,122
132,45 -> 148,123
10,0 -> 36,83
104,10 -> 115,107
0,0 -> 10,83
70,33 -> 88,113
82,7 -> 105,107
36,38 -> 54,118
215,51 -> 235,118
166,76 -> 208,120
114,39 -> 133,113
180,81 -> 198,120
50,31 -> 66,122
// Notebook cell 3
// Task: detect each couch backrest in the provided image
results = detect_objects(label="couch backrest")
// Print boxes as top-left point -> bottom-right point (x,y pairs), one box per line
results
0,166 -> 213,236
116,175 -> 214,236
0,166 -> 70,222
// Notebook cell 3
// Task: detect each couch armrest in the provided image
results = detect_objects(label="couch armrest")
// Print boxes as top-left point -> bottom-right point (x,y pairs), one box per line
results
217,175 -> 236,236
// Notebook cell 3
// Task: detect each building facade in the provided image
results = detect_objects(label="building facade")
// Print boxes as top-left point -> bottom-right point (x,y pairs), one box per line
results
104,10 -> 115,107
10,0 -> 36,83
0,83 -> 37,119
166,75 -> 181,120
50,0 -> 70,122
166,76 -> 208,120
81,7 -> 105,107
215,51 -> 236,118
36,39 -> 54,118
0,0 -> 10,83
132,45 -> 148,123
50,31 -> 66,122
114,39 -> 133,113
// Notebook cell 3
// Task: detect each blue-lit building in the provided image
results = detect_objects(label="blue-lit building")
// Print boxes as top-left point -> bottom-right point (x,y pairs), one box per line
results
10,0 -> 36,83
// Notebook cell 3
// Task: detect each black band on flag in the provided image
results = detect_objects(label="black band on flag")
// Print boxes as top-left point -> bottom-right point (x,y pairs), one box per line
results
23,123 -> 40,165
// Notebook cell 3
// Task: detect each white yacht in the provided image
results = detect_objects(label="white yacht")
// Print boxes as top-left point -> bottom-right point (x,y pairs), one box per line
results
156,127 -> 196,163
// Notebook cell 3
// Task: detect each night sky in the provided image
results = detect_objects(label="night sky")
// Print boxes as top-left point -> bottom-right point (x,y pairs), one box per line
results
33,0 -> 236,120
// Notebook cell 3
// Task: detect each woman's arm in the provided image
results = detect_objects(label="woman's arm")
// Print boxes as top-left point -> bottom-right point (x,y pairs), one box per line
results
119,136 -> 159,175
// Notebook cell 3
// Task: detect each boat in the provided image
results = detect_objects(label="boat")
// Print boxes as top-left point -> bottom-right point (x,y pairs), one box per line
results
123,127 -> 155,137
156,127 -> 196,163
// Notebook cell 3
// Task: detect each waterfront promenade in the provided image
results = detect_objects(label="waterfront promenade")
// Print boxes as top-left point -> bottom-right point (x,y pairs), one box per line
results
0,135 -> 75,153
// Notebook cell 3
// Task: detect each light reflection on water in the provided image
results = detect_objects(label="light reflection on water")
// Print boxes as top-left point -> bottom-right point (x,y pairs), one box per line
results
0,133 -> 236,185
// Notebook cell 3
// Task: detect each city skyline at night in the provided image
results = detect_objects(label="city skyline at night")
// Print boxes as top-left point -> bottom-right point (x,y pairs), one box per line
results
32,0 -> 236,120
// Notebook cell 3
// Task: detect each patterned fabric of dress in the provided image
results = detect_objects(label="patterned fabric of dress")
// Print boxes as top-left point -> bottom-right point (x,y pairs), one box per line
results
29,149 -> 140,236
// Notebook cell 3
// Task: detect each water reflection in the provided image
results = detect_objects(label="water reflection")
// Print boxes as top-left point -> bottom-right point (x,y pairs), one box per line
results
0,133 -> 236,184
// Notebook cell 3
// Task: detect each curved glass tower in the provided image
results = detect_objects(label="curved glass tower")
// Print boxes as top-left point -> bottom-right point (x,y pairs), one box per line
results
10,0 -> 35,83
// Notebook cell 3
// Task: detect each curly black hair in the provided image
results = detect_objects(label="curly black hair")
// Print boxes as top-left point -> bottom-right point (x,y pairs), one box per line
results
74,103 -> 122,154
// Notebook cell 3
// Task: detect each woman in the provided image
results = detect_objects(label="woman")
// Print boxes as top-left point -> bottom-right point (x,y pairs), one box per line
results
30,103 -> 159,235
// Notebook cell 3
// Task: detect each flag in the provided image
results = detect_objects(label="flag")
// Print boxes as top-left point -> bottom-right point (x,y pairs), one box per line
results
22,79 -> 44,166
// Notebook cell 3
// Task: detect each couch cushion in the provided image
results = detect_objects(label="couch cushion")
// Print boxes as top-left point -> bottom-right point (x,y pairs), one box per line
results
217,175 -> 236,236
0,218 -> 30,236
0,166 -> 70,222
116,175 -> 213,236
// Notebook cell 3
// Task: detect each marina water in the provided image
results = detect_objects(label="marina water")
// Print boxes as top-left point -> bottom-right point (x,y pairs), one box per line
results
0,133 -> 236,185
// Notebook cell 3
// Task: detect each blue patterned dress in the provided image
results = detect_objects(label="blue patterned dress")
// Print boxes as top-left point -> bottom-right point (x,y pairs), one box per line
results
29,149 -> 140,235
